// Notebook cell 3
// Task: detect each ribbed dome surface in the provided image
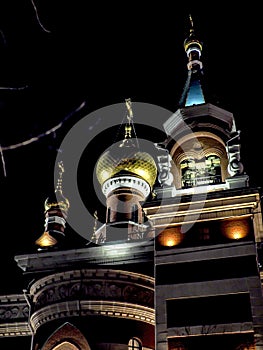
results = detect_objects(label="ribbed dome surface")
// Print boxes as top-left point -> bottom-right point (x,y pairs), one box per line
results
96,142 -> 157,188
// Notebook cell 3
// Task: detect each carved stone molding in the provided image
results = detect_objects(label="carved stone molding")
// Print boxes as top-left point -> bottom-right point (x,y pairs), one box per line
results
31,300 -> 155,331
0,294 -> 31,336
29,269 -> 154,331
0,294 -> 29,321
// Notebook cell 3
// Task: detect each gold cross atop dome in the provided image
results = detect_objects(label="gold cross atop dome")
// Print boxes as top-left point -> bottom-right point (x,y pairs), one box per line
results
96,99 -> 157,189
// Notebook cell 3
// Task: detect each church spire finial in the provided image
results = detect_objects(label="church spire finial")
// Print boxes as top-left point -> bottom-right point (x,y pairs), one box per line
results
179,15 -> 205,107
119,98 -> 138,148
125,98 -> 133,123
184,14 -> 202,56
189,13 -> 194,30
123,98 -> 133,140
55,160 -> 65,193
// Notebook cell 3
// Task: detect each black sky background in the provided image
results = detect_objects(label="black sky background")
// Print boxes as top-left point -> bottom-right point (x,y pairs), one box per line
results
0,2 -> 262,293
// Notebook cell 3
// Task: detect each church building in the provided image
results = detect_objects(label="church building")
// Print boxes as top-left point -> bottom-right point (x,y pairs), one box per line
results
1,16 -> 263,350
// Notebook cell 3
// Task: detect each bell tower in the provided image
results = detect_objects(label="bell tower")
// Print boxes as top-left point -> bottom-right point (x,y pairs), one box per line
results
143,15 -> 263,350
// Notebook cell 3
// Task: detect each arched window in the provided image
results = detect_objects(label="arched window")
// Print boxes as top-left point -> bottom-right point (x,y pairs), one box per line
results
41,322 -> 91,350
181,155 -> 221,188
53,341 -> 79,350
107,207 -> 111,222
128,337 -> 142,350
131,204 -> 139,223
206,155 -> 221,183
181,157 -> 196,188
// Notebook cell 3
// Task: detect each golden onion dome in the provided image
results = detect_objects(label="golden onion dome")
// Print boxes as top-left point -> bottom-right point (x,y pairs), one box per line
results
96,141 -> 157,189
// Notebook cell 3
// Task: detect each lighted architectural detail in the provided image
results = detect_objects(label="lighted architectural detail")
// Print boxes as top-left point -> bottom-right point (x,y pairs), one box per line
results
154,143 -> 176,198
53,342 -> 79,350
226,130 -> 244,177
40,323 -> 91,350
180,154 -> 221,188
220,217 -> 251,240
128,337 -> 142,350
35,161 -> 70,250
156,227 -> 184,247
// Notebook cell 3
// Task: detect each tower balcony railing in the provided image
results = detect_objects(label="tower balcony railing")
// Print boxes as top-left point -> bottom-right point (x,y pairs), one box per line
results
182,174 -> 222,188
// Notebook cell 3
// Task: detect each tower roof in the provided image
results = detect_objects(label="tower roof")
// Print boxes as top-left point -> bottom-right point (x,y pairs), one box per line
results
179,15 -> 205,108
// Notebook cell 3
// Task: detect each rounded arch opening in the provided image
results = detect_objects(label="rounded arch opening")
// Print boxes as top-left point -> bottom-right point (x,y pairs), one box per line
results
170,131 -> 228,189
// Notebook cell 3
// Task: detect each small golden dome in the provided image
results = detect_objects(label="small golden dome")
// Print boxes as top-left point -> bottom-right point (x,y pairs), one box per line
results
96,142 -> 157,188
35,231 -> 58,248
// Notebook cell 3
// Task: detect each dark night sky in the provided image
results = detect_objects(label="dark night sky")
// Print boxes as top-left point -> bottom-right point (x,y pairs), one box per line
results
0,2 -> 262,293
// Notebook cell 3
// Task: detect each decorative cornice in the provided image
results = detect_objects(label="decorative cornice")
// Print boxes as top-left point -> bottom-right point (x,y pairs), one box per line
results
144,192 -> 259,228
30,269 -> 154,304
15,240 -> 154,273
102,176 -> 151,198
163,103 -> 235,143
167,322 -> 254,338
31,300 -> 154,331
0,294 -> 29,321
0,322 -> 31,337
28,268 -> 154,331
0,294 -> 31,337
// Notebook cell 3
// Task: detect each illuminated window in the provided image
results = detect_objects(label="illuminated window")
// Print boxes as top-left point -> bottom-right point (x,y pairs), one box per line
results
41,323 -> 90,350
107,207 -> 111,222
128,337 -> 142,350
131,204 -> 139,223
53,341 -> 79,350
181,155 -> 221,188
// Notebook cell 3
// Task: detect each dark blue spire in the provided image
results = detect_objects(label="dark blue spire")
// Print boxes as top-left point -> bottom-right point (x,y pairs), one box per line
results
179,15 -> 205,107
